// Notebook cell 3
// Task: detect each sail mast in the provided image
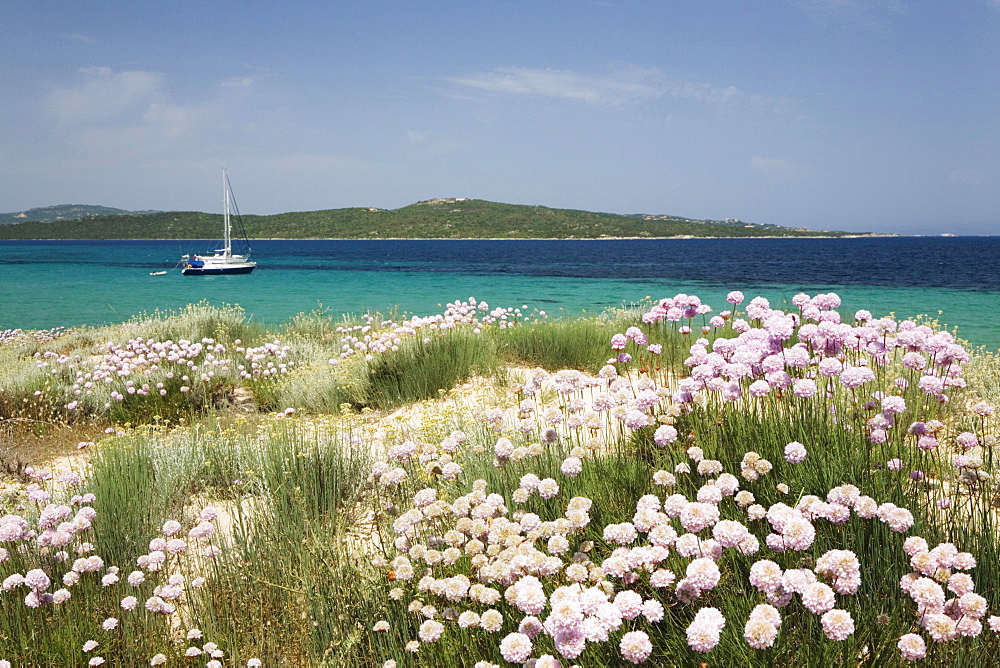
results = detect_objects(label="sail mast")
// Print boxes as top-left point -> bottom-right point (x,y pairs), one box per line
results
223,167 -> 231,256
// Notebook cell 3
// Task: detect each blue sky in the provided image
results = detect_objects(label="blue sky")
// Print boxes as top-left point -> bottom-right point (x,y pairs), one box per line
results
2,1 -> 998,234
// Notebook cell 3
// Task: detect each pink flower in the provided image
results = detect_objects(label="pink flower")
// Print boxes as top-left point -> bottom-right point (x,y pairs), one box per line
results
958,591 -> 987,618
606,589 -> 639,620
512,577 -> 546,615
650,569 -> 676,588
840,366 -> 875,389
923,613 -> 957,643
686,608 -> 725,652
624,409 -> 650,429
818,358 -> 843,377
24,569 -> 50,591
749,603 -> 782,627
783,442 -> 807,464
881,506 -> 914,533
792,378 -> 817,398
749,560 -> 783,593
653,425 -> 678,446
620,630 -> 652,664
680,503 -> 720,534
881,395 -> 906,414
743,617 -> 778,649
685,558 -> 721,592
712,520 -> 749,548
500,631 -> 534,663
603,522 -> 638,546
161,520 -> 182,536
907,577 -> 945,615
801,582 -> 836,614
418,619 -> 444,643
972,401 -> 994,417
188,521 -> 215,540
537,478 -> 559,499
560,457 -> 583,477
821,609 -> 854,640
956,432 -> 979,449
642,598 -> 664,623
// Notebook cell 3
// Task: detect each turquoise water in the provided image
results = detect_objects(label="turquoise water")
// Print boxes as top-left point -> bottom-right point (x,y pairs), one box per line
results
2,239 -> 998,350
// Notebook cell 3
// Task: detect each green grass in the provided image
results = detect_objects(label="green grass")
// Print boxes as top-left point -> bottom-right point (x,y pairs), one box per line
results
362,329 -> 498,409
494,315 -> 630,373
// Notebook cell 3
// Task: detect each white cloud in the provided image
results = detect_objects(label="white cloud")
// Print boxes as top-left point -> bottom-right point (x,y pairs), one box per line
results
445,66 -> 667,106
750,156 -> 792,174
40,66 -> 235,163
444,65 -> 785,112
64,33 -> 102,45
667,81 -> 783,111
142,102 -> 198,138
405,129 -> 466,155
46,66 -> 166,124
220,76 -> 255,88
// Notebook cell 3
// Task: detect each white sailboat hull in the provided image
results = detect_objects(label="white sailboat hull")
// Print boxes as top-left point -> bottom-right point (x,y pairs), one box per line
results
182,253 -> 256,275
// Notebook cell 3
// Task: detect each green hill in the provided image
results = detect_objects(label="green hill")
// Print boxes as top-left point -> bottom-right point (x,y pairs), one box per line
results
0,198 -> 850,239
0,204 -> 158,225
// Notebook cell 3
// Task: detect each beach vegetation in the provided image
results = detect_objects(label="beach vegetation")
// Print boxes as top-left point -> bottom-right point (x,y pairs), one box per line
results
0,291 -> 998,666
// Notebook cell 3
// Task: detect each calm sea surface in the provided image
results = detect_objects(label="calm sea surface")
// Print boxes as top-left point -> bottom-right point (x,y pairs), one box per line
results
2,237 -> 998,349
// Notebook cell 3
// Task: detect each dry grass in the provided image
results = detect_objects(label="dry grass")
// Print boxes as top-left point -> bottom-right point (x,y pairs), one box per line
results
0,417 -> 105,479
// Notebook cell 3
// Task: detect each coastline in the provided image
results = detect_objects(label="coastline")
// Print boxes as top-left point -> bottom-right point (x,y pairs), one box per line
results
0,233 -> 909,241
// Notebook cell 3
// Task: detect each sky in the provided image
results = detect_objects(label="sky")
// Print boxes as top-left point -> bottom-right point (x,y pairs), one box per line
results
2,1 -> 998,235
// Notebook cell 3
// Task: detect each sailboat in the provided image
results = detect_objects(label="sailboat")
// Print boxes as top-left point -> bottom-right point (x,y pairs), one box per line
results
181,169 -> 256,275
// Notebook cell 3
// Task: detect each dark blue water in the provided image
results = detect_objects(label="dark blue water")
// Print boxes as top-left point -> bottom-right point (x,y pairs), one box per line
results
2,237 -> 998,348
235,237 -> 1000,291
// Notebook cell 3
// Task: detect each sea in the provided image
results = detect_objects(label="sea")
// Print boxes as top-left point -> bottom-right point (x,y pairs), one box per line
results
2,237 -> 999,350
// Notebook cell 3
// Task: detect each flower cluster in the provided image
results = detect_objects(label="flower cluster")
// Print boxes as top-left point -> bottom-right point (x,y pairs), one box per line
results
0,326 -> 73,346
0,470 -> 239,666
634,293 -> 970,449
33,334 -> 294,414
743,603 -> 781,648
330,298 -> 537,365
364,288 -> 999,664
373,421 -> 960,663
898,537 -> 989,651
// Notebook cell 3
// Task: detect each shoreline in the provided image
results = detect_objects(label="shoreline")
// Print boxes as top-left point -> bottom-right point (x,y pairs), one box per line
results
0,234 -> 924,241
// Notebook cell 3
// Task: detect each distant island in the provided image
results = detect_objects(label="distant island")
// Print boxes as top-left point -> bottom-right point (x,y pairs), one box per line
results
0,198 -> 861,240
0,204 -> 162,225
